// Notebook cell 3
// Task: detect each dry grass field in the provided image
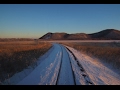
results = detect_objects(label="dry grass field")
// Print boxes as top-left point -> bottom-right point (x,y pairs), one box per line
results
61,42 -> 120,69
0,40 -> 52,82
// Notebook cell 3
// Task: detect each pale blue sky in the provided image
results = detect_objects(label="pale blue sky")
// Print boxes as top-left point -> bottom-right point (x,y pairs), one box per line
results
0,4 -> 120,38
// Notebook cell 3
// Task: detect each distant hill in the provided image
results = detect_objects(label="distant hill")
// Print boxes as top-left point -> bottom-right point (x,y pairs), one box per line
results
39,32 -> 67,40
39,29 -> 120,40
89,29 -> 120,40
39,32 -> 91,40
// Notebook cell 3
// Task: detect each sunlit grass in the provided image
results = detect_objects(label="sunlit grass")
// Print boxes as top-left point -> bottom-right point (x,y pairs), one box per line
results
0,40 -> 52,82
61,42 -> 120,69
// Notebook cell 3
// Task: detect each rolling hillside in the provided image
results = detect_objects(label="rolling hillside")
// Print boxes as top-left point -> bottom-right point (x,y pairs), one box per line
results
39,29 -> 120,40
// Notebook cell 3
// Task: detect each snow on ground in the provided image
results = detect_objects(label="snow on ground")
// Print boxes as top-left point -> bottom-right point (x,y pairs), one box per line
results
17,44 -> 76,85
2,43 -> 55,85
17,43 -> 62,85
67,50 -> 86,85
57,45 -> 74,85
66,46 -> 120,85
2,43 -> 120,85
66,48 -> 88,85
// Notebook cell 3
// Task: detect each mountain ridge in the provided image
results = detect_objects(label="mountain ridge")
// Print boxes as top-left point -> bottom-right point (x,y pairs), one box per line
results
39,29 -> 120,40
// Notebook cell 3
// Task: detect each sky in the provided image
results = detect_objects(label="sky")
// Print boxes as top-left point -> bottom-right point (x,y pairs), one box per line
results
0,4 -> 120,38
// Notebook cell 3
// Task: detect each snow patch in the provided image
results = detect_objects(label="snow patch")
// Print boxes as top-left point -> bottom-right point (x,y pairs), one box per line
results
17,43 -> 62,85
1,44 -> 54,85
66,45 -> 120,85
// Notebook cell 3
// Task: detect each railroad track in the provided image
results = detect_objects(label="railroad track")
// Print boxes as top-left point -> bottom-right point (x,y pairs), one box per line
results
56,44 -> 76,85
55,45 -> 63,85
56,44 -> 94,85
65,45 -> 94,85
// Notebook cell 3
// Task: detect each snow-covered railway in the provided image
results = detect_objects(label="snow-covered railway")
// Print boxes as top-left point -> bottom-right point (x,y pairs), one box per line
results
65,46 -> 94,85
56,44 -> 76,85
3,43 -> 120,85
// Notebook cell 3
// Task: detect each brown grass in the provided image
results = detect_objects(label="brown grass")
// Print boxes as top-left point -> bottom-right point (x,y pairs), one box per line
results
0,40 -> 52,82
61,42 -> 120,68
